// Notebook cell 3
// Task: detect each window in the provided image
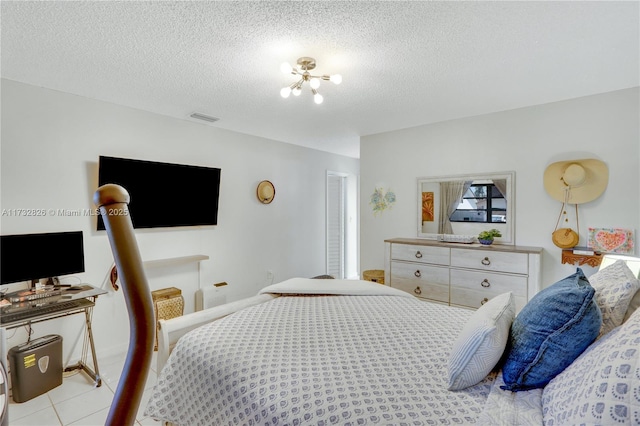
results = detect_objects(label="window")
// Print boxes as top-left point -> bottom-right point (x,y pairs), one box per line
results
449,183 -> 506,223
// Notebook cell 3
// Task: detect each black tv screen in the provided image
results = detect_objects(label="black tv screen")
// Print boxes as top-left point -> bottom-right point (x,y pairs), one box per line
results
1,231 -> 85,285
97,156 -> 221,230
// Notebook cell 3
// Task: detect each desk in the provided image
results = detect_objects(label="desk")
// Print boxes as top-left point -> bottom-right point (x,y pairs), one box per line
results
0,285 -> 107,387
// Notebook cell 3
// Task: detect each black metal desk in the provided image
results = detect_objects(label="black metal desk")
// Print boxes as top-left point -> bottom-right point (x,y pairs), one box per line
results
0,285 -> 107,387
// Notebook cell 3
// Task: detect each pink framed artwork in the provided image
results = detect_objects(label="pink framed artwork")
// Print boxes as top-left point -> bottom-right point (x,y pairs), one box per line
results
587,227 -> 635,254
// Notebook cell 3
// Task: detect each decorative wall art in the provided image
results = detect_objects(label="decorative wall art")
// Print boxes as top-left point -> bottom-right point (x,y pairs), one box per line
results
587,227 -> 635,254
370,188 -> 396,215
422,192 -> 434,222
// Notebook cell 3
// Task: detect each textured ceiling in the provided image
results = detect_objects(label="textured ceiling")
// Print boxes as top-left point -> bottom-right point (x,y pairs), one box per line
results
2,1 -> 638,158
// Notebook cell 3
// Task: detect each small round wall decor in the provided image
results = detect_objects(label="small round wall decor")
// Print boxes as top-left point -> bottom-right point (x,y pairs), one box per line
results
370,187 -> 396,215
257,180 -> 275,204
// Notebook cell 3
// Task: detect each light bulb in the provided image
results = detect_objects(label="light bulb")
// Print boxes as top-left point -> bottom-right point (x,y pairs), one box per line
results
292,87 -> 302,96
330,74 -> 342,85
314,93 -> 324,104
310,78 -> 320,89
280,62 -> 293,74
280,87 -> 291,98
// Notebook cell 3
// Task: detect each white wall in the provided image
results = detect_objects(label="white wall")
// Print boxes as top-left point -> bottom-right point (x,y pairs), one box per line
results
1,79 -> 359,359
360,88 -> 639,288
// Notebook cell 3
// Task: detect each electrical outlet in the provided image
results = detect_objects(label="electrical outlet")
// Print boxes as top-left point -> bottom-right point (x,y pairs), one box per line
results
266,270 -> 274,284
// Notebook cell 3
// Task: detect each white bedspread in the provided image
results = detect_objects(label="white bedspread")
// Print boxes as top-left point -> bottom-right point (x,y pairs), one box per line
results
145,279 -> 496,425
259,277 -> 417,298
477,372 -> 543,425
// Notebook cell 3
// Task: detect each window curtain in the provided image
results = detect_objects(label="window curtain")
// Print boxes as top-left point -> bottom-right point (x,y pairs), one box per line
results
438,181 -> 471,234
493,179 -> 507,200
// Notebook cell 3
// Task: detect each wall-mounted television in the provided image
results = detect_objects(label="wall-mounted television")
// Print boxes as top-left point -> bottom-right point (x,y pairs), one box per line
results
1,231 -> 85,285
97,156 -> 221,230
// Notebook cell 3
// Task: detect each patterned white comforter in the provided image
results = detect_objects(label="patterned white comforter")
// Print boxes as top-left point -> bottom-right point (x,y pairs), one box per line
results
145,279 -> 502,425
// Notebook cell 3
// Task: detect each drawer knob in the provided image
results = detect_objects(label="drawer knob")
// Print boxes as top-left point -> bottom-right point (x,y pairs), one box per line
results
481,297 -> 489,305
414,270 -> 422,278
414,286 -> 422,295
481,257 -> 491,266
415,251 -> 423,259
481,279 -> 491,288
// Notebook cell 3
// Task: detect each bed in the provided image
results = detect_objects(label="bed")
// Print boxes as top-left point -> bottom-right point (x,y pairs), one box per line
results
93,184 -> 640,425
144,255 -> 640,425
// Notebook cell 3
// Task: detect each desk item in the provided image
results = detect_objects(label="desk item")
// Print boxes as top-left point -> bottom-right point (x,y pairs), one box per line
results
4,288 -> 63,303
0,299 -> 93,325
0,285 -> 106,388
0,231 -> 85,288
9,335 -> 62,403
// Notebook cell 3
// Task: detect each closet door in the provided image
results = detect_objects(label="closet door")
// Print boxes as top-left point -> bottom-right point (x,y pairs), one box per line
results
326,173 -> 346,278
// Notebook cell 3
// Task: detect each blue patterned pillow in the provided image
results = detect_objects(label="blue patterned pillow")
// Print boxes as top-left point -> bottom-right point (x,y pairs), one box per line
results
501,268 -> 602,391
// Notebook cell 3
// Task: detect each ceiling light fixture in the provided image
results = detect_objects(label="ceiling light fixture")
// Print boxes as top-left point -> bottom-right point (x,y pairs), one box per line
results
280,57 -> 342,104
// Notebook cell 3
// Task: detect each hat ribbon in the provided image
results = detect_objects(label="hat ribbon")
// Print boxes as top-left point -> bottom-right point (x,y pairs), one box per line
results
554,189 -> 579,236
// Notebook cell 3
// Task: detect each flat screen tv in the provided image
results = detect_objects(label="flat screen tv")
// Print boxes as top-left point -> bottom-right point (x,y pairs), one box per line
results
1,231 -> 85,285
97,156 -> 221,230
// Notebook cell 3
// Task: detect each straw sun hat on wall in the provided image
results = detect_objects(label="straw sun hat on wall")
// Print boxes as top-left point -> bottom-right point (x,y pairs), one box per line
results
543,159 -> 608,204
257,180 -> 275,204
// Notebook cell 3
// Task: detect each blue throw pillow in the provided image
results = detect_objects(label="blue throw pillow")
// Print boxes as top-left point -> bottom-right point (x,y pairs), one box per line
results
501,268 -> 601,391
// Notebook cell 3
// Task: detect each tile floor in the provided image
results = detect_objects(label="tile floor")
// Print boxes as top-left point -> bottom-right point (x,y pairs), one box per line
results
7,351 -> 161,425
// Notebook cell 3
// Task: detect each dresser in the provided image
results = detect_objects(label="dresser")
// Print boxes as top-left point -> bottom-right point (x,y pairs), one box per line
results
384,238 -> 542,311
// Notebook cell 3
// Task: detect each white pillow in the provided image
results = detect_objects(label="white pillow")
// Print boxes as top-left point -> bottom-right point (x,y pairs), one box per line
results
624,289 -> 640,322
448,292 -> 515,390
589,259 -> 640,337
541,308 -> 640,425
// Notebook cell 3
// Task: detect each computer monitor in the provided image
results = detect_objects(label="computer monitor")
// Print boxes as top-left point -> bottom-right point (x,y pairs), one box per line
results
0,231 -> 85,287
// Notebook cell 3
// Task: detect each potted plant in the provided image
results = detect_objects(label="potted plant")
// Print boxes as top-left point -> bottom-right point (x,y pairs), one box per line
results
478,229 -> 502,245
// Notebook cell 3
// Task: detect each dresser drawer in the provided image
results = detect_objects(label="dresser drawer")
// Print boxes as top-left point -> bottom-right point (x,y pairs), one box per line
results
451,248 -> 528,274
451,288 -> 527,311
390,262 -> 449,303
391,244 -> 450,265
450,269 -> 527,297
